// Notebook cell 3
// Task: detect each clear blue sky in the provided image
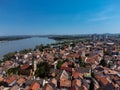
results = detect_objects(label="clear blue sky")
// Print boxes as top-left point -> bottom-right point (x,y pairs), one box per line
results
0,0 -> 120,35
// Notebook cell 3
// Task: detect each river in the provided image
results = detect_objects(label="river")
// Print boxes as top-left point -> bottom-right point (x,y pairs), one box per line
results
0,37 -> 56,59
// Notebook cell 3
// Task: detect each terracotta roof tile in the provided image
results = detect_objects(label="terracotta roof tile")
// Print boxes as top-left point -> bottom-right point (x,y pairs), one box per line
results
6,76 -> 16,84
21,64 -> 30,70
29,82 -> 40,90
44,84 -> 53,90
72,71 -> 79,79
72,79 -> 81,87
60,80 -> 71,87
61,62 -> 68,67
95,76 -> 109,86
17,78 -> 25,85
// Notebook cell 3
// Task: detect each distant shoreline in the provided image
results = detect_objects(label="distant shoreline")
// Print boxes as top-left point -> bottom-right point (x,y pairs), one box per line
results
0,36 -> 32,41
0,33 -> 119,41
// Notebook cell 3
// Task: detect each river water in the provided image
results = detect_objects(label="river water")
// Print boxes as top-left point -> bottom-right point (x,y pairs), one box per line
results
0,37 -> 56,59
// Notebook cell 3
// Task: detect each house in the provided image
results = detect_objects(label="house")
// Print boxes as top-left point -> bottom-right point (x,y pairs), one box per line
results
20,64 -> 30,70
60,70 -> 69,80
72,79 -> 81,87
43,83 -> 53,90
20,64 -> 32,76
60,79 -> 71,88
17,77 -> 25,86
29,82 -> 40,90
95,75 -> 115,90
61,62 -> 68,68
72,71 -> 83,79
10,85 -> 20,90
79,85 -> 88,90
43,83 -> 56,90
51,78 -> 57,87
6,76 -> 17,86
95,75 -> 109,86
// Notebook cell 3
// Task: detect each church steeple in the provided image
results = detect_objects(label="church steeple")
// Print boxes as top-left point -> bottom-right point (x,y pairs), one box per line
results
32,55 -> 37,76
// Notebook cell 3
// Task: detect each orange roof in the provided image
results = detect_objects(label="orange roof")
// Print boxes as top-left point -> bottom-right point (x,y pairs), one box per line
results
21,64 -> 30,70
5,61 -> 13,66
0,77 -> 4,82
6,76 -> 16,84
79,73 -> 83,79
51,78 -> 57,85
95,76 -> 109,86
44,84 -> 53,90
72,71 -> 79,79
60,80 -> 71,87
86,58 -> 95,64
61,62 -> 68,67
29,82 -> 40,90
17,78 -> 25,85
72,79 -> 81,87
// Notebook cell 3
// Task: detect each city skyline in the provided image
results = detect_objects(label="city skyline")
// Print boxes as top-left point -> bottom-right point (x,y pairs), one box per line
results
0,0 -> 120,35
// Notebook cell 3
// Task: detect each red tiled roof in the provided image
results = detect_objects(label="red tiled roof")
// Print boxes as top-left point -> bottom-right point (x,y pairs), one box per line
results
6,76 -> 16,84
60,80 -> 71,87
72,71 -> 79,79
72,79 -> 81,87
44,84 -> 53,90
21,64 -> 30,70
29,82 -> 40,90
95,76 -> 109,86
17,78 -> 25,85
61,62 -> 68,67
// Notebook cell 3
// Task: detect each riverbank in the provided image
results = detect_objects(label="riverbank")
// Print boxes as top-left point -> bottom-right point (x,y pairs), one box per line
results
0,37 -> 56,59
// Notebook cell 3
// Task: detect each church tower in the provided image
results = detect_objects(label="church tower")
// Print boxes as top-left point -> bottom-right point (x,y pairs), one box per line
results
32,56 -> 37,76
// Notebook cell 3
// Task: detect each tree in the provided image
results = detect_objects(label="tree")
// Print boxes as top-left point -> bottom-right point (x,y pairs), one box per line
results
7,66 -> 21,75
3,52 -> 15,60
56,61 -> 63,69
35,44 -> 45,51
79,57 -> 86,67
99,59 -> 107,67
104,50 -> 111,56
35,62 -> 50,78
19,48 -> 32,54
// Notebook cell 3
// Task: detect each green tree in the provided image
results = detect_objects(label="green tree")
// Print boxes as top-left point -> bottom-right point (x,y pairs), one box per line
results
35,62 -> 50,78
79,57 -> 86,67
19,48 -> 32,54
99,59 -> 107,67
3,52 -> 15,60
35,44 -> 45,51
7,66 -> 21,75
56,61 -> 63,69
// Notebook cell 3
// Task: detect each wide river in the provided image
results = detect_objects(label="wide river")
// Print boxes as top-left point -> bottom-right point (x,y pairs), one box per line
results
0,37 -> 56,59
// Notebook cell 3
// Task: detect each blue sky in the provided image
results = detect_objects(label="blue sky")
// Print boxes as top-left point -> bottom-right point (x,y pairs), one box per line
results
0,0 -> 120,35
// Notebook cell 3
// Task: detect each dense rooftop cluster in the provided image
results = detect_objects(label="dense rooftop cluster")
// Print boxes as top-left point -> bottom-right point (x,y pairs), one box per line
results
0,38 -> 120,90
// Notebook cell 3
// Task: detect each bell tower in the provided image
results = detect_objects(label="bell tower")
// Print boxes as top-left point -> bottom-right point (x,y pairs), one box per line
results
32,56 -> 37,76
